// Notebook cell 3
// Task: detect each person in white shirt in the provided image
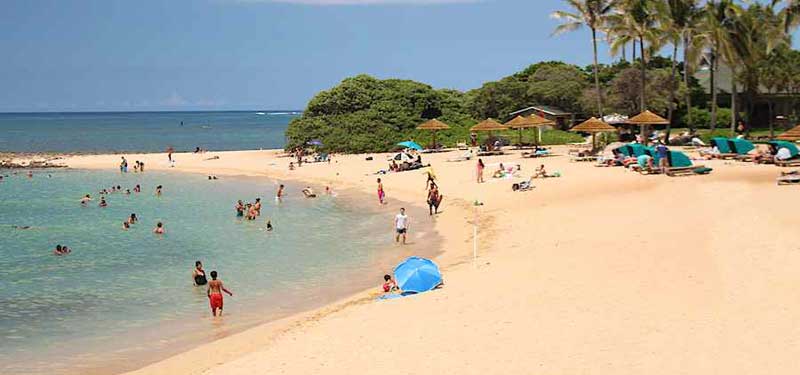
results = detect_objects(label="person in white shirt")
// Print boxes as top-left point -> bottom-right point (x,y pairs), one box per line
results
775,147 -> 792,162
394,208 -> 409,245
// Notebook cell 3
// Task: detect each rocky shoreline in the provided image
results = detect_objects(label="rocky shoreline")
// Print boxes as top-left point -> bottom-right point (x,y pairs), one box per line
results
0,153 -> 68,169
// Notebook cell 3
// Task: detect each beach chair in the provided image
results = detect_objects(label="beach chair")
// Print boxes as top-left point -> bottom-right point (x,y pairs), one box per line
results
522,149 -> 552,158
710,137 -> 738,159
457,142 -> 468,150
778,171 -> 800,185
447,150 -> 473,162
477,150 -> 504,157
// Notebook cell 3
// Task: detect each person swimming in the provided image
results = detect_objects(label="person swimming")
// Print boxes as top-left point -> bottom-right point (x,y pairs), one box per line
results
53,244 -> 71,256
302,186 -> 316,198
99,197 -> 108,207
80,194 -> 92,206
266,219 -> 273,231
122,221 -> 130,230
127,213 -> 138,225
193,261 -> 208,286
153,222 -> 165,234
155,185 -> 162,196
134,184 -> 141,193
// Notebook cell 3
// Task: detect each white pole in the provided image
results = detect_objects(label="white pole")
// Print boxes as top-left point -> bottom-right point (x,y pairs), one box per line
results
473,203 -> 478,267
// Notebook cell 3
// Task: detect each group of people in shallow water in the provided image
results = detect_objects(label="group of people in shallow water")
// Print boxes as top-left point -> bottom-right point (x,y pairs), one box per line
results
64,183 -> 166,255
235,197 -> 273,230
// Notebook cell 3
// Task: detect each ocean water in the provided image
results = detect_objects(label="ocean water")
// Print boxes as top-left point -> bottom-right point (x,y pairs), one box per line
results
0,169 -> 414,375
0,111 -> 299,153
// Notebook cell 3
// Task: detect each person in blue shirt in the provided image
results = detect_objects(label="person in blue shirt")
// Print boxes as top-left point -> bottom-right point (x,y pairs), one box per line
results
655,142 -> 669,174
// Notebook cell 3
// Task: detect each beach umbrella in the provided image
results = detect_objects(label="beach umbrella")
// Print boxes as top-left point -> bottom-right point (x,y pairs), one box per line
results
504,115 -> 554,145
626,110 -> 669,145
570,117 -> 617,150
417,119 -> 450,149
397,141 -> 423,151
470,119 -> 508,144
777,124 -> 800,141
393,257 -> 442,293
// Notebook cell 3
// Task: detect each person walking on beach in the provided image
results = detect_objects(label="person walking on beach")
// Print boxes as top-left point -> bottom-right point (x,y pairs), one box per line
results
377,178 -> 386,205
427,183 -> 442,215
207,271 -> 233,317
394,208 -> 409,245
476,158 -> 485,183
167,147 -> 174,163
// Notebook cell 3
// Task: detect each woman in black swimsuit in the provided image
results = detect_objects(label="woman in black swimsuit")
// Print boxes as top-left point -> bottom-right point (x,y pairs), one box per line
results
193,261 -> 207,286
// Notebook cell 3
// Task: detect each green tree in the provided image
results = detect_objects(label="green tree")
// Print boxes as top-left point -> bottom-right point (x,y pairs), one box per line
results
663,0 -> 701,139
551,0 -> 617,117
527,65 -> 589,113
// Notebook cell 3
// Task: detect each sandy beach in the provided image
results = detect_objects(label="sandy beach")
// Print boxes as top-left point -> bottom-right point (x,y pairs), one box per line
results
45,146 -> 800,375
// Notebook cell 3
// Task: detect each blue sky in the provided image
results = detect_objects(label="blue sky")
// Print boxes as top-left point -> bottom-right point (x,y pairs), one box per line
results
0,0 -> 790,112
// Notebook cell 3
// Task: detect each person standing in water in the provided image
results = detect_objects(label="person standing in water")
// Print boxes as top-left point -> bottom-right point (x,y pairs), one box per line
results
193,261 -> 207,286
153,222 -> 165,234
394,208 -> 409,245
207,271 -> 233,317
253,198 -> 262,216
276,184 -> 284,201
155,185 -> 162,196
377,178 -> 386,205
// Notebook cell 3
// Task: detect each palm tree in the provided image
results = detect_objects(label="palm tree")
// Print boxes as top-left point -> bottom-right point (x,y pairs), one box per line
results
606,0 -> 663,112
721,2 -> 788,135
662,0 -> 701,140
551,0 -> 617,118
697,0 -> 734,132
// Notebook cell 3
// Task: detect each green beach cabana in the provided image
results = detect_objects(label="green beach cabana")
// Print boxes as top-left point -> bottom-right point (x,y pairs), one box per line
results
653,150 -> 693,168
768,140 -> 800,158
727,138 -> 755,155
614,143 -> 648,157
710,137 -> 735,156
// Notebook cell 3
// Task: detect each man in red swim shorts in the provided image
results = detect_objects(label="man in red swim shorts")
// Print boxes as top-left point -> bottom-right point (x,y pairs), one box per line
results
207,270 -> 233,317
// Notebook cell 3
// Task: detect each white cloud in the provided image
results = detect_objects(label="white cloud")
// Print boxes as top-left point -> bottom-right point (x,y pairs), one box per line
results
235,0 -> 479,5
163,92 -> 188,106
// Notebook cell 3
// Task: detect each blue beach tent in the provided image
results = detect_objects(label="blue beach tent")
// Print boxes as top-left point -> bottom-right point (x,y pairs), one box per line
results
397,141 -> 423,151
393,257 -> 442,293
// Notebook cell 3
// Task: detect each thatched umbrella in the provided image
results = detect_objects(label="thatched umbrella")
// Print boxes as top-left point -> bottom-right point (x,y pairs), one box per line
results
470,119 -> 508,146
504,115 -> 554,146
626,110 -> 669,145
570,117 -> 617,150
417,118 -> 451,149
777,124 -> 800,141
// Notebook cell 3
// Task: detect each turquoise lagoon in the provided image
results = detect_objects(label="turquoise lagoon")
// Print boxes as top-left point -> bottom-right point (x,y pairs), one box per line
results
0,169 -> 414,374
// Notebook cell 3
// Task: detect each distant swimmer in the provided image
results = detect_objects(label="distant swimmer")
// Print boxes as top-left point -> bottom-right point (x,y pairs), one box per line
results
127,213 -> 138,225
122,221 -> 130,230
125,189 -> 131,195
13,225 -> 31,230
153,222 -> 165,234
134,184 -> 141,193
266,219 -> 273,231
99,197 -> 108,207
193,261 -> 207,286
302,186 -> 316,198
155,185 -> 162,196
53,244 -> 71,256
207,270 -> 233,317
27,171 -> 33,178
80,194 -> 92,206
